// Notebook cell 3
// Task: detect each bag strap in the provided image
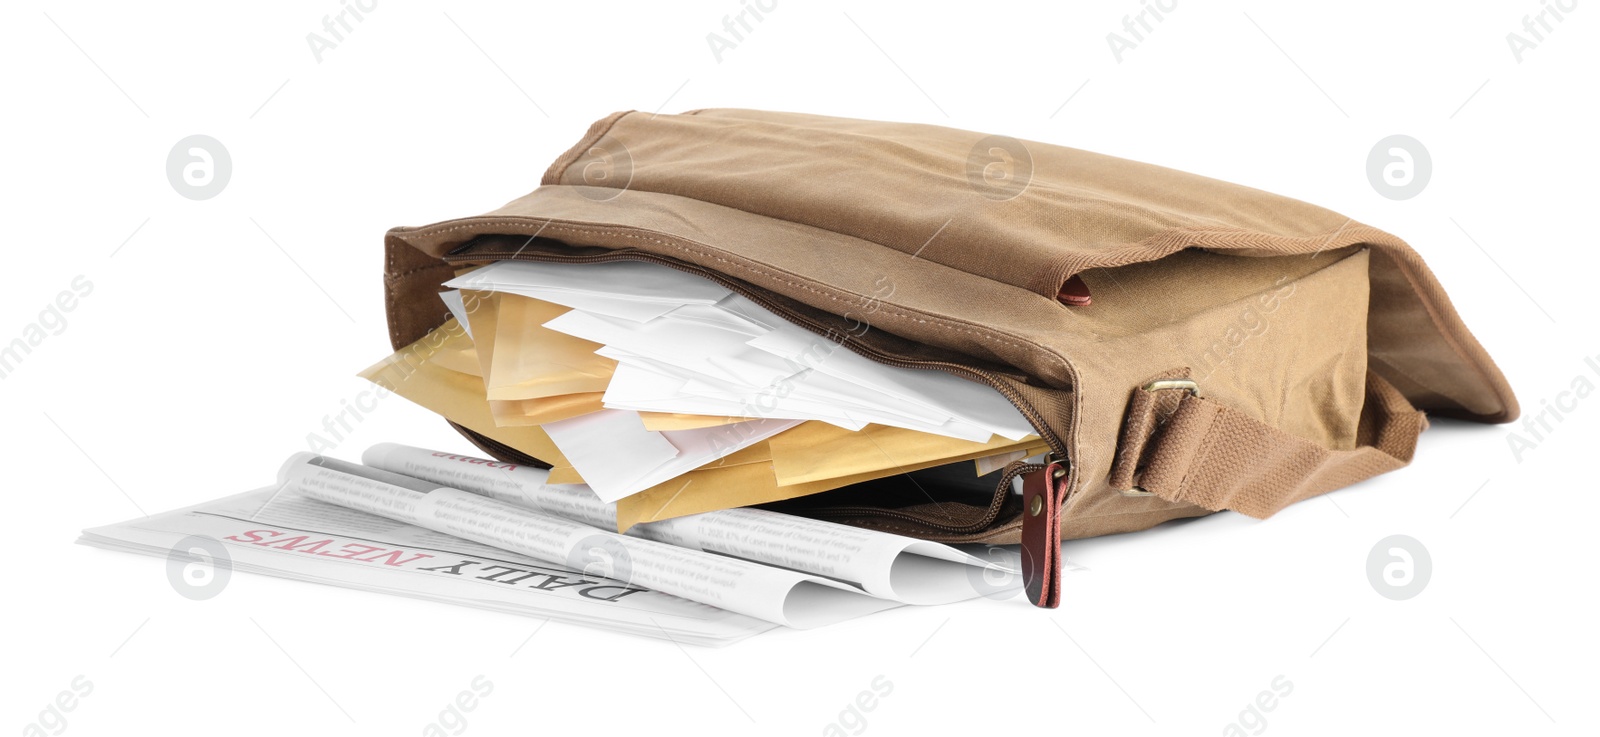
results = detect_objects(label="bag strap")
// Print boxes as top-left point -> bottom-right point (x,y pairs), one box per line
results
1111,370 -> 1428,518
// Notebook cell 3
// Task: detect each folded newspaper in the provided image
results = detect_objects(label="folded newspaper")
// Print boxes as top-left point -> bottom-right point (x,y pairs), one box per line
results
79,443 -> 1021,646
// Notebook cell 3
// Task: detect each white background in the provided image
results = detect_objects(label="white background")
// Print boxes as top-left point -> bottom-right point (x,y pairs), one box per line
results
3,1 -> 1595,735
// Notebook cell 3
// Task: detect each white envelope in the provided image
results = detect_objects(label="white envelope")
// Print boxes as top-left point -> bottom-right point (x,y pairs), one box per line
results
449,259 -> 730,305
541,409 -> 681,502
543,408 -> 799,502
457,258 -> 1035,447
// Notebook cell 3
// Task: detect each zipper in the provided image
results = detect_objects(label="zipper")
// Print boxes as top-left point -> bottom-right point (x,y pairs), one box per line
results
444,242 -> 1072,536
799,458 -> 1042,535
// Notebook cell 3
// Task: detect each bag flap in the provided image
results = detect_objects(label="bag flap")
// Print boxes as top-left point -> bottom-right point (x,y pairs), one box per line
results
387,109 -> 1517,424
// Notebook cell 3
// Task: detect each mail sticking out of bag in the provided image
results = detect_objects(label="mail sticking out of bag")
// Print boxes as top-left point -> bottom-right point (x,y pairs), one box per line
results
360,258 -> 1049,532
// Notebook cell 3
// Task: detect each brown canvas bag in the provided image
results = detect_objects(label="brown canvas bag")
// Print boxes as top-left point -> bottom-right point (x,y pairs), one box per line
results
381,109 -> 1517,608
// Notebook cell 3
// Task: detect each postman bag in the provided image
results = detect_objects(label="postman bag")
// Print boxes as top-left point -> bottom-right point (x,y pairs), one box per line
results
381,109 -> 1517,607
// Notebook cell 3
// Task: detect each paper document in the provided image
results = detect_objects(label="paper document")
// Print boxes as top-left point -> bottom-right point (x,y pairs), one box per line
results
368,259 -> 1045,524
279,453 -> 901,628
363,443 -> 1022,604
542,409 -> 802,502
484,294 -> 615,401
78,488 -> 770,646
439,289 -> 473,338
448,260 -> 732,315
445,261 -> 1035,443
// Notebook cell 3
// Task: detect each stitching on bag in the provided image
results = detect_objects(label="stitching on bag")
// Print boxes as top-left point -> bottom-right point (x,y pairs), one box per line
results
420,222 -> 1044,353
386,258 -> 452,345
1129,224 -> 1512,420
1367,353 -> 1459,409
1174,402 -> 1222,501
390,263 -> 453,281
386,245 -> 403,347
849,520 -> 987,537
547,112 -> 632,185
404,219 -> 1076,369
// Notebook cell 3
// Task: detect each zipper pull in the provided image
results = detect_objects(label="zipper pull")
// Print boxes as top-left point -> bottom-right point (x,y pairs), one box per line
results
1020,459 -> 1068,607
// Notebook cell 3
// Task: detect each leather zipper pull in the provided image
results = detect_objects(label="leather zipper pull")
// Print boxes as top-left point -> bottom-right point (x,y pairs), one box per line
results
1020,460 -> 1067,608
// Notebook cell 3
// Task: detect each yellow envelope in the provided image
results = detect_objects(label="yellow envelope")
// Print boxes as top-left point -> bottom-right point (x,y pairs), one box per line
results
615,426 -> 1047,531
547,465 -> 584,485
545,436 -> 774,486
489,392 -> 606,427
428,345 -> 482,377
615,462 -> 877,532
638,412 -> 755,432
767,422 -> 1046,487
486,294 -> 616,401
363,317 -> 1048,532
424,290 -> 490,377
359,319 -> 570,469
460,290 -> 500,378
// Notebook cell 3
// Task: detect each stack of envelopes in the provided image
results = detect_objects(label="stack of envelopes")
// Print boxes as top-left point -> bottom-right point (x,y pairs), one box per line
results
360,260 -> 1047,532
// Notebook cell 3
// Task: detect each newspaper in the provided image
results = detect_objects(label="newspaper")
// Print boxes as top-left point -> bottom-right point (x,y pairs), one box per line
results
362,443 -> 1022,604
276,454 -> 905,629
78,487 -> 774,647
78,444 -> 1020,645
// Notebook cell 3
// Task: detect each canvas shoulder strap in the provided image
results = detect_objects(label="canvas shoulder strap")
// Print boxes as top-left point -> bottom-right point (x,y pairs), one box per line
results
1110,370 -> 1428,519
